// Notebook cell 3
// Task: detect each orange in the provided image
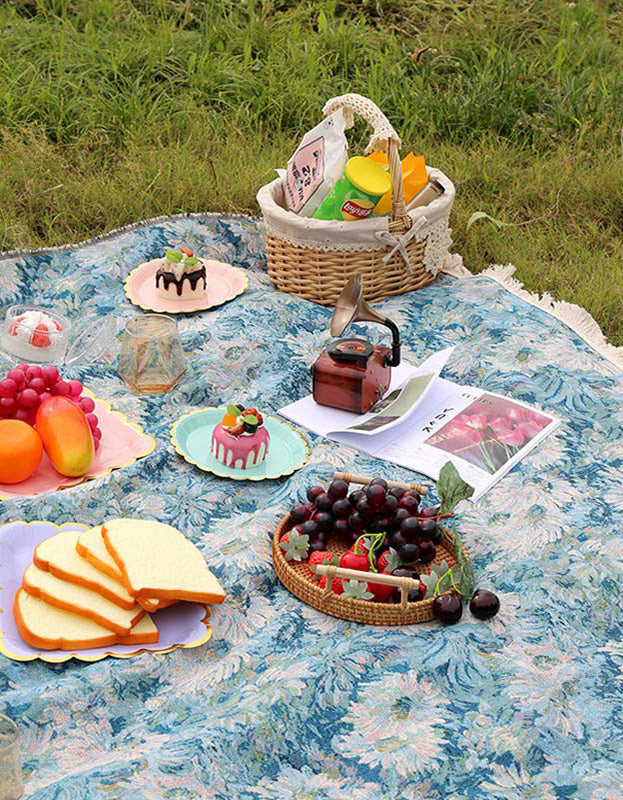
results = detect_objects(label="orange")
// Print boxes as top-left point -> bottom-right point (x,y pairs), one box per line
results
0,419 -> 43,484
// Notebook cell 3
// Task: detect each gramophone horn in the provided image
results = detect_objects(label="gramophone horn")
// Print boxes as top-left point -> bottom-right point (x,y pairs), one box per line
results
329,274 -> 401,367
330,275 -> 387,337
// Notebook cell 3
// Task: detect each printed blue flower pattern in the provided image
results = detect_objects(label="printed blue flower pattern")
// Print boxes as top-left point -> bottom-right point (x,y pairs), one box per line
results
1,213 -> 622,799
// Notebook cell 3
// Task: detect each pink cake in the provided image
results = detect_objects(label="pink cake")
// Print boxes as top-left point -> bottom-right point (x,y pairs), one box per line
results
210,404 -> 270,469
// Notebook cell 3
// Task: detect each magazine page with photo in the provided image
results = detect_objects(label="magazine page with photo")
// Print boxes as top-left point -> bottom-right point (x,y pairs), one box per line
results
425,394 -> 555,475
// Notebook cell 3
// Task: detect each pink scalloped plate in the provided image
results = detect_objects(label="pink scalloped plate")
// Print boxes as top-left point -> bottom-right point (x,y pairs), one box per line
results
0,521 -> 213,663
0,397 -> 155,500
124,258 -> 248,313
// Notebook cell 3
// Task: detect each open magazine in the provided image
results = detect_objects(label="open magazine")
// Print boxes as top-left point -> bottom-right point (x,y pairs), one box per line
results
279,348 -> 560,501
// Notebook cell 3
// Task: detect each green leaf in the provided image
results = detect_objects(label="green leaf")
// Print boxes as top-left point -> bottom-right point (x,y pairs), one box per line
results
226,404 -> 240,416
452,531 -> 475,595
420,572 -> 437,598
165,249 -> 182,262
437,461 -> 475,514
184,256 -> 199,267
384,547 -> 401,572
466,211 -> 510,233
242,414 -> 258,425
279,532 -> 309,562
341,579 -> 374,601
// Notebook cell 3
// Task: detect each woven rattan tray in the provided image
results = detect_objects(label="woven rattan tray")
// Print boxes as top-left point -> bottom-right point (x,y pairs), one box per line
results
272,513 -> 467,626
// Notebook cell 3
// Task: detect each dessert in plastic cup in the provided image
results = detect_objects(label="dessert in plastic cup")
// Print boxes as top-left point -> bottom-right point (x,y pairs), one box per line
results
1,306 -> 70,363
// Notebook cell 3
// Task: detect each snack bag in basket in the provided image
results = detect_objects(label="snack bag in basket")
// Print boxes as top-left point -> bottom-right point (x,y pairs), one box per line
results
283,109 -> 348,217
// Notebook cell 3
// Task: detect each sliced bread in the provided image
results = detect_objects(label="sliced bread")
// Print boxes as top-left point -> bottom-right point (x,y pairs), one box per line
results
14,589 -> 159,651
34,530 -> 135,610
22,564 -> 145,635
76,526 -> 174,613
102,518 -> 225,604
75,525 -> 122,580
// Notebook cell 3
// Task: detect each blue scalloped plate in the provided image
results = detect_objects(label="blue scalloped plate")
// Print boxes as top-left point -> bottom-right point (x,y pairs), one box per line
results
170,407 -> 311,481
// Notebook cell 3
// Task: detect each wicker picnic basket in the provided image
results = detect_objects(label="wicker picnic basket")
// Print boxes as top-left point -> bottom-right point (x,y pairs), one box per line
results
272,473 -> 469,626
257,93 -> 455,307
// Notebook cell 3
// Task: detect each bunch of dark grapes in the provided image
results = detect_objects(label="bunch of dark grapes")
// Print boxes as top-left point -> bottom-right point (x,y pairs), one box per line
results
287,477 -> 444,562
0,364 -> 102,448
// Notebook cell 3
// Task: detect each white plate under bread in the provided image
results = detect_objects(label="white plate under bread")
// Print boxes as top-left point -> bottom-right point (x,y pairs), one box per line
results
15,518 -> 225,651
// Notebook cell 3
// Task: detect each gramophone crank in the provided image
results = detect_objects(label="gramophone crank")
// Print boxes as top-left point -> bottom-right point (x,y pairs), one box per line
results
311,275 -> 401,413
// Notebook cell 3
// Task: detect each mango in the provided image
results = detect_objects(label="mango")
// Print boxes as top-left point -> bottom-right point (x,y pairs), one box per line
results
36,396 -> 94,477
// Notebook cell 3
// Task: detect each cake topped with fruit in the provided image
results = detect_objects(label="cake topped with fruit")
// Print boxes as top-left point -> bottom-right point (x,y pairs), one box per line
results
210,403 -> 270,470
154,247 -> 207,300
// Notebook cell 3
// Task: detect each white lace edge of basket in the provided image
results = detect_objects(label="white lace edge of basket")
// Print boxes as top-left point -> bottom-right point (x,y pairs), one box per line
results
265,214 -> 453,276
443,259 -> 623,372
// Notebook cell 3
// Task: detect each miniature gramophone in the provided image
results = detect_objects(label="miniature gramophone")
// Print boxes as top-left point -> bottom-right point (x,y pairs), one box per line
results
311,275 -> 401,413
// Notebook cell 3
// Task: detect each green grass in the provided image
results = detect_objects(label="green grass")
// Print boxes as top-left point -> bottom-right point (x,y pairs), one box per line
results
1,0 -> 623,343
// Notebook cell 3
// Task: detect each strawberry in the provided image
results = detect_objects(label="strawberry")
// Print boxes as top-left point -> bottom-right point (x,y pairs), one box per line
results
8,315 -> 24,336
377,548 -> 400,573
368,569 -> 395,603
179,246 -> 194,257
228,424 -> 244,436
30,324 -> 51,348
307,550 -> 335,578
279,529 -> 310,562
319,575 -> 344,594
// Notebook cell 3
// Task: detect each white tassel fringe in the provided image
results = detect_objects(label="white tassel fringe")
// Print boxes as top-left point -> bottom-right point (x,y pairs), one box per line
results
478,263 -> 623,371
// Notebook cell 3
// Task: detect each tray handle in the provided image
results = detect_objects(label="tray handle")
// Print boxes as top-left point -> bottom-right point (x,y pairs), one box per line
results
322,93 -> 409,225
333,470 -> 429,496
315,563 -> 419,611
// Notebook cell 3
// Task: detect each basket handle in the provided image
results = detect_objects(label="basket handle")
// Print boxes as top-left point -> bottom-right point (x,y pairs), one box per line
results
333,470 -> 428,496
315,562 -> 418,611
322,93 -> 409,224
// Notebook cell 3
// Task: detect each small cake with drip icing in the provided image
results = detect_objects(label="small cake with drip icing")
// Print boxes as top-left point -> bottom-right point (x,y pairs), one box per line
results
211,404 -> 270,470
155,247 -> 207,300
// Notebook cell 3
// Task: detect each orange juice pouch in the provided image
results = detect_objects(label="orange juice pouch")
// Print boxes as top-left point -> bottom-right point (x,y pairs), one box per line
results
369,152 -> 428,216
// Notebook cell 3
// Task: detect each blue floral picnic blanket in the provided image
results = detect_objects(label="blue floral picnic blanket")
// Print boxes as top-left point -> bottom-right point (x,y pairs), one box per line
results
1,214 -> 623,799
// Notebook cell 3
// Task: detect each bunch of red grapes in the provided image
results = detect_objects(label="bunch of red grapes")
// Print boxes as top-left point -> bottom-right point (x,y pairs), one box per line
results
288,477 -> 443,564
0,364 -> 102,449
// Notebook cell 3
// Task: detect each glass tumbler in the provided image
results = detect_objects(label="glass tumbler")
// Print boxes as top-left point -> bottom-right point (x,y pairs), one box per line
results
0,714 -> 23,800
118,314 -> 186,394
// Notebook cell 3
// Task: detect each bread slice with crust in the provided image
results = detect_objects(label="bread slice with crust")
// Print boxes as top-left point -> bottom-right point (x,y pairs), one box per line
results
102,518 -> 225,604
22,564 -> 145,635
14,589 -> 158,651
76,526 -> 174,613
34,530 -> 135,610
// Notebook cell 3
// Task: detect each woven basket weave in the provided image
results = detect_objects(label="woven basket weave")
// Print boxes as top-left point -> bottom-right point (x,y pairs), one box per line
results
257,93 -> 455,306
272,513 -> 467,626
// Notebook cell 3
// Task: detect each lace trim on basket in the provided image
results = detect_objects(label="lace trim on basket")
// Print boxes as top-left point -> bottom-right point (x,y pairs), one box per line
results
265,213 -> 453,275
419,214 -> 453,275
264,224 -> 388,253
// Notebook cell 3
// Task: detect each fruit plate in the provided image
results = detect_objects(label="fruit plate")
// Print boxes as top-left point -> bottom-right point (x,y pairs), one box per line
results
124,258 -> 248,314
0,521 -> 213,663
0,396 -> 155,500
272,513 -> 467,626
171,407 -> 311,481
